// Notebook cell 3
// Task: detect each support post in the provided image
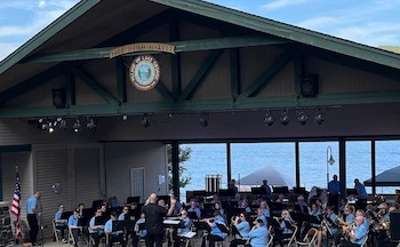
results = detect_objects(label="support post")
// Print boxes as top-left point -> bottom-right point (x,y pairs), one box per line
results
339,139 -> 347,195
371,140 -> 376,196
226,143 -> 232,185
230,48 -> 241,101
295,141 -> 300,188
0,155 -> 2,201
171,142 -> 180,199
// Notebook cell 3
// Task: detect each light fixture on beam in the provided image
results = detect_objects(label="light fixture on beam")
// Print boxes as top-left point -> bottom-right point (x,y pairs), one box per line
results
280,109 -> 289,126
199,114 -> 209,128
314,109 -> 324,125
264,111 -> 274,126
296,111 -> 309,125
73,119 -> 81,133
86,118 -> 96,129
141,114 -> 151,128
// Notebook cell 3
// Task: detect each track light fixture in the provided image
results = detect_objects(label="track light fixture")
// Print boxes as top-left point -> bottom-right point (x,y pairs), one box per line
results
280,109 -> 289,126
314,109 -> 324,125
264,111 -> 274,126
141,114 -> 151,128
297,111 -> 309,125
122,114 -> 128,121
86,118 -> 96,129
199,114 -> 209,128
73,119 -> 81,133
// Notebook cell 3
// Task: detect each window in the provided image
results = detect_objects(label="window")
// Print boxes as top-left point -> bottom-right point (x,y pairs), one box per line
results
299,142 -> 339,190
346,141 -> 372,193
231,143 -> 296,189
376,140 -> 400,194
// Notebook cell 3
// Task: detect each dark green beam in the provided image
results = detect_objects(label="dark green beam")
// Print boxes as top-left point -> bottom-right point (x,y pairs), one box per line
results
230,48 -> 241,101
0,65 -> 63,105
170,15 -> 182,99
115,58 -> 127,103
155,81 -> 176,102
293,55 -> 304,97
24,36 -> 288,64
65,71 -> 76,106
241,52 -> 292,98
179,50 -> 223,100
71,66 -> 120,105
2,90 -> 400,118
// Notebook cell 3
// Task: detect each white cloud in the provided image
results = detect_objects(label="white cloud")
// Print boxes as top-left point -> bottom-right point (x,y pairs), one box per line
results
262,0 -> 309,11
38,0 -> 47,9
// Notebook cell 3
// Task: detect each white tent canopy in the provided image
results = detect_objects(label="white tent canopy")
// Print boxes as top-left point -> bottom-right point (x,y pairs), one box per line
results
238,166 -> 293,186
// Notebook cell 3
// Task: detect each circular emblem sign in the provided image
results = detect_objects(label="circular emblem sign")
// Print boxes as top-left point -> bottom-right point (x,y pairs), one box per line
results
129,55 -> 160,91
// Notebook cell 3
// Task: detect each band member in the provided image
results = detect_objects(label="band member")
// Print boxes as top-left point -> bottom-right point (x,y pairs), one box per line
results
213,201 -> 226,221
105,212 -> 126,247
228,179 -> 239,195
26,192 -> 41,245
248,218 -> 269,247
68,209 -> 81,247
259,200 -> 271,219
260,180 -> 272,200
167,195 -> 183,216
202,211 -> 227,247
178,209 -> 192,235
89,209 -> 105,247
77,203 -> 85,217
273,210 -> 295,247
187,199 -> 201,219
142,193 -> 167,247
341,215 -> 368,247
118,206 -> 130,221
324,205 -> 340,244
54,204 -> 67,242
256,208 -> 267,226
238,197 -> 252,213
134,213 -> 147,245
230,213 -> 250,247
328,175 -> 341,209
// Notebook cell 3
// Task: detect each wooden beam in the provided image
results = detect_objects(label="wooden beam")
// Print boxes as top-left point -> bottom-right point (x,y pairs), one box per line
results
2,90 -> 400,118
170,14 -> 182,98
115,58 -> 127,103
230,48 -> 241,101
65,71 -> 76,106
241,52 -> 292,98
293,55 -> 304,97
179,50 -> 223,100
0,65 -> 63,105
24,36 -> 288,64
155,81 -> 176,102
71,66 -> 120,105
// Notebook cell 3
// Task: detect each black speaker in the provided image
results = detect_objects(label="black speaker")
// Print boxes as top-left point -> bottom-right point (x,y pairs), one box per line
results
52,88 -> 67,109
390,210 -> 400,240
301,74 -> 319,98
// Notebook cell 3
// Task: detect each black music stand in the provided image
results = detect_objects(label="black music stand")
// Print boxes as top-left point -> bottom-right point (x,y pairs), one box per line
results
112,221 -> 124,233
188,211 -> 198,220
251,187 -> 266,195
273,186 -> 289,194
61,211 -> 73,220
127,196 -> 140,204
346,189 -> 357,195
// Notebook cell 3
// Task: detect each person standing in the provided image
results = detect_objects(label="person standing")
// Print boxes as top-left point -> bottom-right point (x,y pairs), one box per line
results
26,192 -> 41,245
354,179 -> 368,209
260,180 -> 272,201
328,175 -> 341,209
142,193 -> 166,247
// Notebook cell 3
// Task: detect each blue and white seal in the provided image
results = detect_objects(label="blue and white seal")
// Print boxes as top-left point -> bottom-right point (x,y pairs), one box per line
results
129,55 -> 160,91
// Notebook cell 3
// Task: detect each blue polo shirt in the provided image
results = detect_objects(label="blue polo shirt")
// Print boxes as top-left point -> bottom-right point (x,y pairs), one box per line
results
188,207 -> 201,219
352,223 -> 368,245
249,226 -> 268,247
26,196 -> 38,214
328,180 -> 340,194
235,220 -> 250,239
68,215 -> 79,227
55,210 -> 62,221
105,219 -> 113,233
355,183 -> 368,200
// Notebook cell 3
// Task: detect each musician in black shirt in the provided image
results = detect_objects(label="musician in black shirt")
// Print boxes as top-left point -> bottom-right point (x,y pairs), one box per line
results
142,193 -> 166,247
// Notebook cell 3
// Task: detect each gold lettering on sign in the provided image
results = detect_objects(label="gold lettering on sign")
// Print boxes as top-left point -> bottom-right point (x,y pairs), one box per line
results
109,43 -> 176,58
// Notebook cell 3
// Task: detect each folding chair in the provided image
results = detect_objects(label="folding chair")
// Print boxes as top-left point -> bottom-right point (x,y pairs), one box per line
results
295,228 -> 319,247
52,220 -> 61,244
359,235 -> 368,247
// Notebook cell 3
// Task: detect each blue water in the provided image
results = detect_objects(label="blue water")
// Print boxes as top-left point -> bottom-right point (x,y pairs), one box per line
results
180,141 -> 400,199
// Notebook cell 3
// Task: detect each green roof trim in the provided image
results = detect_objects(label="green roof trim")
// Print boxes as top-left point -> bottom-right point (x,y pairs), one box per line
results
0,0 -> 101,74
0,0 -> 400,75
149,0 -> 400,70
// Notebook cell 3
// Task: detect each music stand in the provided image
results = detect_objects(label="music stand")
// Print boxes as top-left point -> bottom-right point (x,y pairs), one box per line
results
127,196 -> 140,204
188,211 -> 198,220
112,220 -> 124,233
61,211 -> 73,220
346,189 -> 357,195
95,216 -> 108,226
293,187 -> 306,194
251,187 -> 266,195
273,186 -> 289,194
216,223 -> 229,234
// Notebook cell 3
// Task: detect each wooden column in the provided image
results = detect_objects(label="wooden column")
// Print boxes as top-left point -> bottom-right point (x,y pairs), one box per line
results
371,140 -> 376,196
227,143 -> 232,184
295,141 -> 300,188
171,142 -> 180,199
339,139 -> 347,195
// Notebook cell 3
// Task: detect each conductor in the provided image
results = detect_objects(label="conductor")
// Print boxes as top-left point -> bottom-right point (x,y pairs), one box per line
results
142,193 -> 166,247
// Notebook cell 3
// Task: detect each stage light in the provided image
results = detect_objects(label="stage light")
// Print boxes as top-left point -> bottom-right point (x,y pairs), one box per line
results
59,119 -> 67,129
199,114 -> 209,128
314,109 -> 324,125
297,111 -> 309,125
48,126 -> 54,133
168,113 -> 174,119
280,110 -> 289,126
86,118 -> 96,129
73,119 -> 81,133
264,111 -> 274,126
122,114 -> 128,121
141,114 -> 151,128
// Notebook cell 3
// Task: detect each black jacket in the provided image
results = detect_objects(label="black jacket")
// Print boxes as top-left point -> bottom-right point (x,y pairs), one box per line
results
142,203 -> 166,234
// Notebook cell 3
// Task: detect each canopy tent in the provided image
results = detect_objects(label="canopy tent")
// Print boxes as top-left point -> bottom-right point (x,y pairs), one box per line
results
364,165 -> 400,186
238,166 -> 293,186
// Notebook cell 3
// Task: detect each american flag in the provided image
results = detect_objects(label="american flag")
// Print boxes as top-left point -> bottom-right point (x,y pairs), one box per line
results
10,167 -> 22,240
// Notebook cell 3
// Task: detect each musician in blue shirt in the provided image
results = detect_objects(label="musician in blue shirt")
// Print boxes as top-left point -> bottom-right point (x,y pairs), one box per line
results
89,209 -> 105,247
187,200 -> 201,219
54,204 -> 67,242
26,192 -> 41,245
255,208 -> 267,226
105,212 -> 126,247
248,218 -> 269,247
328,175 -> 341,209
341,215 -> 368,246
230,213 -> 250,247
68,209 -> 81,247
354,179 -> 368,200
118,206 -> 130,221
202,211 -> 227,247
178,210 -> 192,235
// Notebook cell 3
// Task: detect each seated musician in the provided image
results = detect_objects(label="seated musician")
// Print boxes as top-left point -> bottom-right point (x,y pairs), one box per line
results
248,218 -> 269,247
68,209 -> 81,247
133,213 -> 147,247
230,213 -> 250,247
309,202 -> 323,218
213,202 -> 226,222
255,208 -> 268,226
294,195 -> 308,215
377,203 -> 390,221
342,206 -> 355,224
158,199 -> 168,211
77,203 -> 85,217
89,208 -> 105,247
275,193 -> 286,204
238,197 -> 252,213
355,209 -> 369,228
105,212 -> 126,247
201,210 -> 227,247
259,200 -> 271,219
177,209 -> 192,235
324,205 -> 340,244
54,204 -> 67,242
118,205 -> 130,221
167,195 -> 183,216
273,210 -> 295,247
188,199 -> 201,219
341,215 -> 368,247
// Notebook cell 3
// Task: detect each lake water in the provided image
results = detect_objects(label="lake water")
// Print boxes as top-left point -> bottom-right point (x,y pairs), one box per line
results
180,141 -> 400,199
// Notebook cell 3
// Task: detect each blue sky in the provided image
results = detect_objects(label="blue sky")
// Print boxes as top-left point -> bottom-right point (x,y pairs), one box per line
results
0,0 -> 399,60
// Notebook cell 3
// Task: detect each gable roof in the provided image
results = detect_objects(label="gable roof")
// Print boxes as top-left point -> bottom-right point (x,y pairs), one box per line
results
0,0 -> 400,76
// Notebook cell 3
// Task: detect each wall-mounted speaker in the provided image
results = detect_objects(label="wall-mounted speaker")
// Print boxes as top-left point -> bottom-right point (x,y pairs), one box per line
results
301,74 -> 319,98
52,88 -> 67,109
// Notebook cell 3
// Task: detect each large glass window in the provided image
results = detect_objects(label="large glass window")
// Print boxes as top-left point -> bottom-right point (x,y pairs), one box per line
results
376,140 -> 400,194
179,144 -> 227,200
299,142 -> 339,190
231,143 -> 296,190
346,141 -> 372,193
